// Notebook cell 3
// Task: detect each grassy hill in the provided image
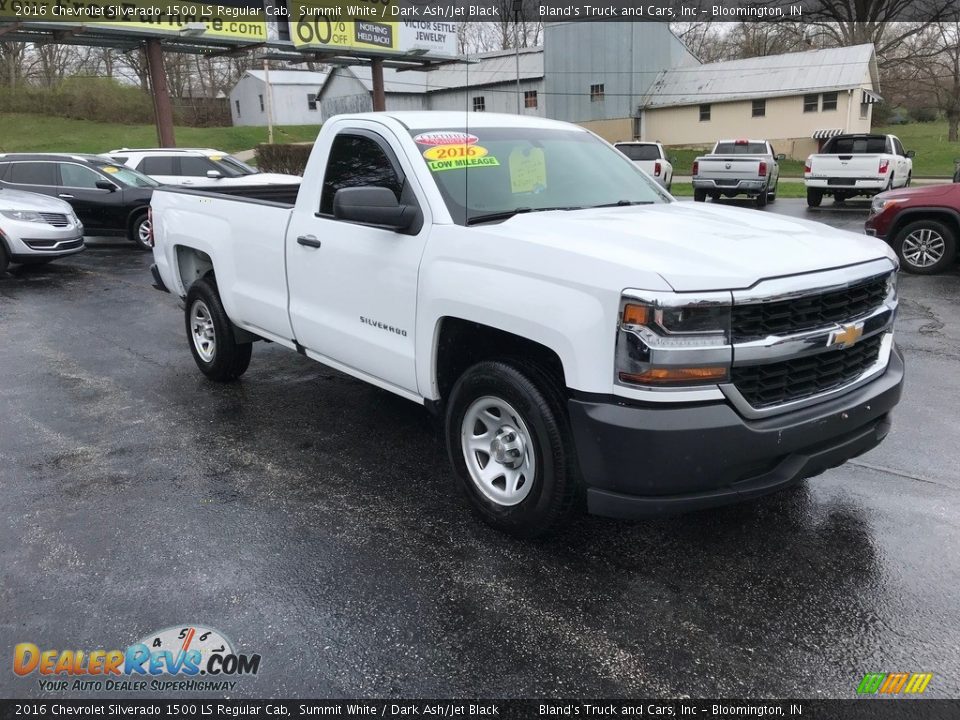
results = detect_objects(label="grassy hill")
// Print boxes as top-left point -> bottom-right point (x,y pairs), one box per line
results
0,114 -> 320,154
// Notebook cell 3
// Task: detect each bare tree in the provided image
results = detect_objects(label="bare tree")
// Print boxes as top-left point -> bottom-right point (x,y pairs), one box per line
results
901,17 -> 960,140
0,42 -> 27,87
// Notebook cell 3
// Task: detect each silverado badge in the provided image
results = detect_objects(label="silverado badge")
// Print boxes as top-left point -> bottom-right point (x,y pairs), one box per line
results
827,322 -> 864,349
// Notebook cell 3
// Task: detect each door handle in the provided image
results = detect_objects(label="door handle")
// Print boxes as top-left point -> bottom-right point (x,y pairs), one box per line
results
59,194 -> 74,199
297,235 -> 322,248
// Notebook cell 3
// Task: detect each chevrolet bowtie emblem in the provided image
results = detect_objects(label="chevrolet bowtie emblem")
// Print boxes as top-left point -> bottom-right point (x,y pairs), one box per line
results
828,322 -> 864,349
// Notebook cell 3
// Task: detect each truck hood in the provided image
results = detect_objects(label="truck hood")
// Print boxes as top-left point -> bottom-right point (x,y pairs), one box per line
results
473,202 -> 896,292
0,187 -> 74,214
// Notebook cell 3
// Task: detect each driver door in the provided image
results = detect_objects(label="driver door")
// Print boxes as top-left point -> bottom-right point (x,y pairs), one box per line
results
285,126 -> 429,396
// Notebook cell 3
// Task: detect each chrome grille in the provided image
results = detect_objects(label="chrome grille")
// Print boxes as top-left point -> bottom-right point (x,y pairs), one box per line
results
731,273 -> 890,342
39,212 -> 69,227
731,334 -> 883,409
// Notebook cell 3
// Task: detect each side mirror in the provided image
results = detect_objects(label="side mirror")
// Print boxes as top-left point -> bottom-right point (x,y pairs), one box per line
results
776,153 -> 786,161
95,180 -> 116,191
206,170 -> 223,179
333,186 -> 415,231
906,150 -> 916,159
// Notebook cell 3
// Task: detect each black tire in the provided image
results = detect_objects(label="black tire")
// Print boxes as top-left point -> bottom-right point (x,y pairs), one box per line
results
768,183 -> 777,202
905,172 -> 912,188
755,189 -> 768,208
0,244 -> 8,275
693,189 -> 706,202
184,277 -> 252,381
129,211 -> 151,251
444,360 -> 582,538
806,188 -> 823,208
892,219 -> 957,275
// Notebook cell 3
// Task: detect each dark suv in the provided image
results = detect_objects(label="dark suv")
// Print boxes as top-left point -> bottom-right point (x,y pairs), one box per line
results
865,183 -> 960,274
0,154 -> 159,250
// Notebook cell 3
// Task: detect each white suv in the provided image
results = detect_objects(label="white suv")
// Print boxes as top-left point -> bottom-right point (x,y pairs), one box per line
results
106,148 -> 302,187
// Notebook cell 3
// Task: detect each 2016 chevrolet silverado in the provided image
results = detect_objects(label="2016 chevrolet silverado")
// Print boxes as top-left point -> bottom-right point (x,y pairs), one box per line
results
150,112 -> 904,537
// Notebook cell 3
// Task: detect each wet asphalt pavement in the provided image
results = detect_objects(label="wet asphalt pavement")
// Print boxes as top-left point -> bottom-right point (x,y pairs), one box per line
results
1,198 -> 958,700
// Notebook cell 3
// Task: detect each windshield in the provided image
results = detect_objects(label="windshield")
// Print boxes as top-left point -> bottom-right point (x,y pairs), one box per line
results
211,155 -> 257,177
714,142 -> 768,155
93,163 -> 158,188
615,144 -> 661,161
410,127 -> 669,225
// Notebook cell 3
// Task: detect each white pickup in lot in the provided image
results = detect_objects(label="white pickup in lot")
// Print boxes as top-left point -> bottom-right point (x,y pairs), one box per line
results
692,139 -> 782,207
804,133 -> 913,207
150,112 -> 904,536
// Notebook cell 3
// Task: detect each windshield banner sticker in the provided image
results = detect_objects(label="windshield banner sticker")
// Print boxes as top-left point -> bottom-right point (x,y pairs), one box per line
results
422,145 -> 489,161
414,131 -> 478,146
427,156 -> 500,172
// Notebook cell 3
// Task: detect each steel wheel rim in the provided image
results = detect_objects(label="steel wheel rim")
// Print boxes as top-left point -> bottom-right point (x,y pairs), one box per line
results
902,228 -> 946,268
460,396 -> 536,507
190,299 -> 216,363
138,218 -> 152,245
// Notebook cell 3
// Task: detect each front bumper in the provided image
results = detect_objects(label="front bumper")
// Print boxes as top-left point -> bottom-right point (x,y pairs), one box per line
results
692,178 -> 767,193
1,218 -> 85,261
569,345 -> 904,519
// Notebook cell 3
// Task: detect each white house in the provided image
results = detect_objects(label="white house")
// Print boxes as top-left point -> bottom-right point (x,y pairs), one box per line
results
230,69 -> 329,127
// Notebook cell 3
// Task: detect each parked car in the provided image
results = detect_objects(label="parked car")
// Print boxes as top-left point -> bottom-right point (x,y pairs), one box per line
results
0,153 -> 157,250
0,187 -> 84,274
150,111 -> 903,537
106,148 -> 302,187
613,142 -> 673,190
805,134 -> 913,208
865,182 -> 960,274
691,139 -> 782,207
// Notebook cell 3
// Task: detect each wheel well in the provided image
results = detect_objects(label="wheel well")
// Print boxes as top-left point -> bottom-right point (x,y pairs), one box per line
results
434,318 -> 566,402
890,210 -> 960,246
175,246 -> 215,291
127,206 -> 148,232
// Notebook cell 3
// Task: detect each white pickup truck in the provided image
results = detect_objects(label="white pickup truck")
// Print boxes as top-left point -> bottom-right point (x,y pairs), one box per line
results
691,139 -> 783,207
805,133 -> 913,208
150,112 -> 904,537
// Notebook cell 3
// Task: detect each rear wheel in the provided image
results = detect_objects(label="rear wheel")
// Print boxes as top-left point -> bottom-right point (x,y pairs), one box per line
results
184,277 -> 252,381
768,183 -> 777,202
893,219 -> 957,275
129,212 -> 151,251
755,189 -> 768,208
445,360 -> 581,537
693,189 -> 706,202
0,244 -> 8,275
806,188 -> 823,208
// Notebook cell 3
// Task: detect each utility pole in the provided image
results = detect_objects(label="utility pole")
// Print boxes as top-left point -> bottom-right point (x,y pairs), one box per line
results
145,38 -> 176,147
513,1 -> 523,113
263,58 -> 275,144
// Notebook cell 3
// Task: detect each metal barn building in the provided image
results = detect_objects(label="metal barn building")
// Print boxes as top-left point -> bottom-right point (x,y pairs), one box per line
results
230,69 -> 329,127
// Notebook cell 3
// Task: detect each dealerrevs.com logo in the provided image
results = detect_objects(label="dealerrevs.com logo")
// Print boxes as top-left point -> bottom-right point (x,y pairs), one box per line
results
14,625 -> 261,693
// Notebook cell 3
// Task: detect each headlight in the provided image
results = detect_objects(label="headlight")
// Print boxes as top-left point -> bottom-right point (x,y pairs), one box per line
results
870,197 -> 905,216
616,293 -> 732,387
1,210 -> 45,223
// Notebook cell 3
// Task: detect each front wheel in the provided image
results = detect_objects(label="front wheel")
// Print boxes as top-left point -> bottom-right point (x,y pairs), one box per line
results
445,361 -> 581,537
184,278 -> 252,381
129,212 -> 152,251
0,244 -> 8,275
893,219 -> 957,274
806,188 -> 823,208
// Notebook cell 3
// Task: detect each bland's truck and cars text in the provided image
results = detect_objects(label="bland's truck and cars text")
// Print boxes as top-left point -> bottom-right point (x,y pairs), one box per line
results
150,113 -> 904,537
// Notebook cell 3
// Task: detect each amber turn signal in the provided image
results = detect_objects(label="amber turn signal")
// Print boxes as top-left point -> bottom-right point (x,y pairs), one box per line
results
619,367 -> 728,384
622,304 -> 651,326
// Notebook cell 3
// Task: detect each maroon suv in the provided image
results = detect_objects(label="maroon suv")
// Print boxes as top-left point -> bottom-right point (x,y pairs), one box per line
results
865,183 -> 960,274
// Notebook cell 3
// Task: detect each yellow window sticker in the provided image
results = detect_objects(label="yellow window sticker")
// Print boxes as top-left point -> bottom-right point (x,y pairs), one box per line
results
427,156 -> 500,172
102,166 -> 119,173
423,144 -> 489,161
210,156 -> 223,161
509,147 -> 547,194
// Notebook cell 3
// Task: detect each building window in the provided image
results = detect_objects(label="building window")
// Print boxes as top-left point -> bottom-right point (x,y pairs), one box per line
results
699,104 -> 711,121
524,90 -> 538,109
803,94 -> 819,112
590,83 -> 605,102
822,91 -> 838,111
473,96 -> 485,112
632,116 -> 642,140
307,93 -> 318,111
258,94 -> 264,112
235,100 -> 240,117
752,99 -> 766,117
860,101 -> 869,119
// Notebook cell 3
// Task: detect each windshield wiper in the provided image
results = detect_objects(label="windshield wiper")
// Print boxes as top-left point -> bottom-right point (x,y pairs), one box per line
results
588,200 -> 655,208
466,206 -> 582,225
